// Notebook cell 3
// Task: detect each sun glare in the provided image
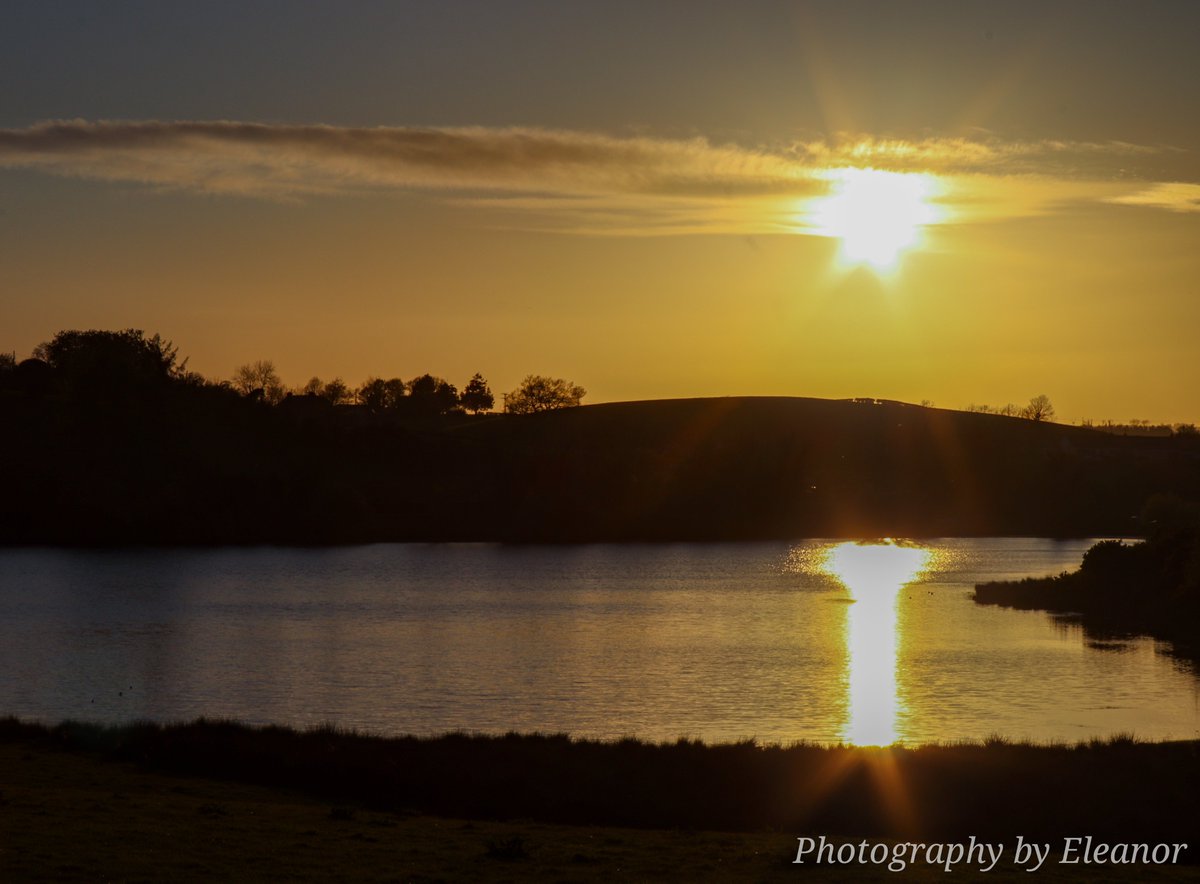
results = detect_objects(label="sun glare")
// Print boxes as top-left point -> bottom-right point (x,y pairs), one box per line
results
810,169 -> 940,270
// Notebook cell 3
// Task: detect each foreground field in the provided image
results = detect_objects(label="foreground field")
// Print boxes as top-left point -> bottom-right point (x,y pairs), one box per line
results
2,720 -> 1198,881
3,740 -> 1198,883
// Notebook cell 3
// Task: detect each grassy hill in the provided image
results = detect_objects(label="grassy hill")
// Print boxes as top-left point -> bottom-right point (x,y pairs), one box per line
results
444,396 -> 1197,540
3,391 -> 1198,543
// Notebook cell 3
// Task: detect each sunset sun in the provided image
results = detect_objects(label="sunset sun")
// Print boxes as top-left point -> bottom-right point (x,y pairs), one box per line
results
812,168 -> 940,269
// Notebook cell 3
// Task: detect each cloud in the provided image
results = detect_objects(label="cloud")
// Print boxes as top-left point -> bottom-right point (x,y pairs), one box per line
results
1,120 -> 1196,233
0,119 -> 824,200
790,135 -> 1173,177
1106,182 -> 1200,213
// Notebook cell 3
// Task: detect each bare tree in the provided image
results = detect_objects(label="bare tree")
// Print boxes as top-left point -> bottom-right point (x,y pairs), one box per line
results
505,375 -> 586,414
298,376 -> 324,396
232,360 -> 285,404
1021,394 -> 1056,422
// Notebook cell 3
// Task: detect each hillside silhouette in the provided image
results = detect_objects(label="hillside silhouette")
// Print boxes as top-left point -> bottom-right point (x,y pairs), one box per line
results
4,347 -> 1199,543
447,396 -> 1199,540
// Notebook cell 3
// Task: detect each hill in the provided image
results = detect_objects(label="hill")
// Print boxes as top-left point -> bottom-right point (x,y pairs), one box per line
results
2,384 -> 1198,544
445,396 -> 1199,540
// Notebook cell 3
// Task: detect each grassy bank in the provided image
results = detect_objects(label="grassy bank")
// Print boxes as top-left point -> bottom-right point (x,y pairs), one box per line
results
2,718 -> 1197,851
0,737 -> 797,883
10,737 -> 1199,883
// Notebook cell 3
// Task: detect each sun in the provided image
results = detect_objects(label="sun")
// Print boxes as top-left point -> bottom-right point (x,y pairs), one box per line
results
810,168 -> 940,270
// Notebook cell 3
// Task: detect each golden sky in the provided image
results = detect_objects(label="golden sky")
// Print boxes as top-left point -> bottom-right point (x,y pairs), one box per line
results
1,2 -> 1198,422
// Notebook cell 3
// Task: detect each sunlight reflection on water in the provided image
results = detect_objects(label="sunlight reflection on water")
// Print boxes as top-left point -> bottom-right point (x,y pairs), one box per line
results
822,542 -> 933,745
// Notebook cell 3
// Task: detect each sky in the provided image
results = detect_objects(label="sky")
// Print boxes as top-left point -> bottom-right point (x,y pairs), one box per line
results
2,1 -> 1199,423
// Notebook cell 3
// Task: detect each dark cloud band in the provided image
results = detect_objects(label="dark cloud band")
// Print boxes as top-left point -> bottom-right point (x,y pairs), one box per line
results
2,120 -> 1195,224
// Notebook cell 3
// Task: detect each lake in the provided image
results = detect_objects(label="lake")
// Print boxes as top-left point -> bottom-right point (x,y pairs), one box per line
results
0,539 -> 1195,745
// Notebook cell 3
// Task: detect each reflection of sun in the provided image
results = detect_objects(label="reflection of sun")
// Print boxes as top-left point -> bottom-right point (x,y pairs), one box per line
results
827,541 -> 931,595
811,169 -> 940,269
823,541 -> 933,746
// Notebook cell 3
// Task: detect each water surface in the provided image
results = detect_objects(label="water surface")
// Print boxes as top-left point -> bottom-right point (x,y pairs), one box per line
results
0,540 -> 1195,744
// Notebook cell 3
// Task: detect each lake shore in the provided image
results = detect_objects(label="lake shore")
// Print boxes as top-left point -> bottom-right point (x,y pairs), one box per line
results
2,718 -> 1197,878
975,573 -> 1199,668
975,502 -> 1200,668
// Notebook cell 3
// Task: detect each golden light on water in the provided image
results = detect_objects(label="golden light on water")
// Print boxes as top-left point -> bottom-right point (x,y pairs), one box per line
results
823,541 -> 933,746
809,169 -> 942,270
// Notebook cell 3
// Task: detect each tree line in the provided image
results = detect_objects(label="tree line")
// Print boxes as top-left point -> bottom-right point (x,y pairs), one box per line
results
3,330 -> 1198,546
964,394 -> 1056,422
233,361 -> 586,415
1,329 -> 587,416
962,394 -> 1199,436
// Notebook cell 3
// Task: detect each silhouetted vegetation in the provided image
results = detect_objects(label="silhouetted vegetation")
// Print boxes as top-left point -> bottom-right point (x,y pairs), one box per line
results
976,495 -> 1200,664
0,716 -> 1195,849
460,372 -> 494,415
407,373 -> 461,416
504,374 -> 587,414
1081,419 -> 1199,438
355,376 -> 406,412
298,375 -> 353,405
232,358 -> 286,403
966,393 -> 1055,421
1022,393 -> 1055,422
31,329 -> 186,399
2,328 -> 1199,544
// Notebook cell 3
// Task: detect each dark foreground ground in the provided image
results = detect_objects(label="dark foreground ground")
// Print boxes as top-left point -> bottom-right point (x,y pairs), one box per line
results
4,740 -> 1197,884
1,720 -> 1197,882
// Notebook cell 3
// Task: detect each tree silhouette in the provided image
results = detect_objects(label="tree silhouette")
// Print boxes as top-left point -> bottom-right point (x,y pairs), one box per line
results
460,373 -> 495,414
357,377 -> 406,412
408,374 -> 459,415
1021,394 -> 1056,422
299,376 -> 353,405
233,360 -> 285,404
505,375 -> 586,414
323,378 -> 352,405
30,329 -> 183,401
